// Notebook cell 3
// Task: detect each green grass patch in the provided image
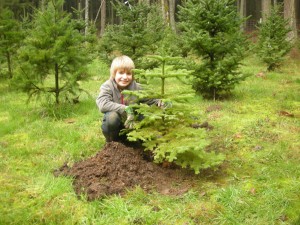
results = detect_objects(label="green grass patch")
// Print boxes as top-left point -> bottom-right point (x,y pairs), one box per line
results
0,56 -> 299,224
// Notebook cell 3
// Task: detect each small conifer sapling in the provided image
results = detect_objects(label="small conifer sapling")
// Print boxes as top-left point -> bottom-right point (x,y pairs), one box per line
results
124,55 -> 225,174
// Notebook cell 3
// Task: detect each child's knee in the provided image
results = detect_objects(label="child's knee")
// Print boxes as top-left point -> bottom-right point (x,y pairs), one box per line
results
102,111 -> 121,130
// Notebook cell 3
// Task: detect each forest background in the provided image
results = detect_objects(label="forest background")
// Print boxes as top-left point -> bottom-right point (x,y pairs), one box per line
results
1,0 -> 299,37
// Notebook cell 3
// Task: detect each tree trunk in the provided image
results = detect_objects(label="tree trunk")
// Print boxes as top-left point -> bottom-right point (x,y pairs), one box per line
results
169,0 -> 176,31
85,0 -> 89,36
161,61 -> 165,97
40,0 -> 45,11
110,1 -> 114,24
161,0 -> 169,25
55,63 -> 59,104
100,0 -> 106,36
239,0 -> 246,18
6,51 -> 12,79
262,0 -> 271,22
284,0 -> 297,41
238,0 -> 246,30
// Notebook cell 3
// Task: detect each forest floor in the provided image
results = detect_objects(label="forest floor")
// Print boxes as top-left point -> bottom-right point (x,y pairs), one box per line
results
1,56 -> 300,224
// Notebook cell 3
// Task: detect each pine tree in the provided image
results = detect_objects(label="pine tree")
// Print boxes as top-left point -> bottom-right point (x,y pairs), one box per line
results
0,8 -> 22,79
124,55 -> 225,174
100,2 -> 166,69
15,0 -> 90,104
257,4 -> 292,71
178,0 -> 248,100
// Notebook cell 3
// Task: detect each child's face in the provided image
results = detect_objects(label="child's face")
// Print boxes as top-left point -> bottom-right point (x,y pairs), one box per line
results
114,69 -> 133,89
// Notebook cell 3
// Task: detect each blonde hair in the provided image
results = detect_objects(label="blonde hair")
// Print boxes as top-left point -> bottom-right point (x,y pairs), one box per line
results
110,55 -> 135,79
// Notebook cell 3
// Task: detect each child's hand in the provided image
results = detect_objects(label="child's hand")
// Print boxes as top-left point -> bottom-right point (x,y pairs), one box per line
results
124,106 -> 135,129
157,100 -> 172,109
125,105 -> 134,115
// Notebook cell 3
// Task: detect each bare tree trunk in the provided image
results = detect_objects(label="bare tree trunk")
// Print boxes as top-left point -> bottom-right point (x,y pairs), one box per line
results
262,0 -> 271,21
40,0 -> 45,11
55,63 -> 59,104
284,0 -> 297,41
169,0 -> 176,31
238,0 -> 246,30
85,0 -> 89,36
110,2 -> 114,24
239,0 -> 246,17
161,0 -> 169,25
161,0 -> 165,21
100,0 -> 106,36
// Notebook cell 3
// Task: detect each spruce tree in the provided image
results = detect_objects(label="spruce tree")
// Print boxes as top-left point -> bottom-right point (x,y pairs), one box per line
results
256,4 -> 292,71
124,55 -> 225,174
15,0 -> 90,104
0,8 -> 22,79
178,0 -> 247,99
100,2 -> 166,69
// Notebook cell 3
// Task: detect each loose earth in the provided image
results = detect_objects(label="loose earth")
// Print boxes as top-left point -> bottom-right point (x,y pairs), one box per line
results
54,142 -> 197,200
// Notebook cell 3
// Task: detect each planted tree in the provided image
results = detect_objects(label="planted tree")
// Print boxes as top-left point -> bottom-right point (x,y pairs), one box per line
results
15,0 -> 90,104
0,8 -> 22,79
124,55 -> 225,174
178,0 -> 248,100
256,4 -> 292,71
100,2 -> 166,68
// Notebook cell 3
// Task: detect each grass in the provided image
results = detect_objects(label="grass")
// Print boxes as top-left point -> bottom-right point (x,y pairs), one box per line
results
1,56 -> 300,225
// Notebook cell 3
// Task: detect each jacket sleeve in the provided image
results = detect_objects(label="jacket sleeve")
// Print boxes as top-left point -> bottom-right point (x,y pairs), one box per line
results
96,83 -> 126,114
140,98 -> 160,106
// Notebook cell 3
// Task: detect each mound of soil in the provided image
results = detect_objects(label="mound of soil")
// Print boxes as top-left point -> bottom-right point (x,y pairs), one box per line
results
54,142 -> 196,200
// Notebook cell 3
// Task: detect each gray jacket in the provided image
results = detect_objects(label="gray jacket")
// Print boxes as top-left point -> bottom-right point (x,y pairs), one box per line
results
96,79 -> 142,114
96,79 -> 159,114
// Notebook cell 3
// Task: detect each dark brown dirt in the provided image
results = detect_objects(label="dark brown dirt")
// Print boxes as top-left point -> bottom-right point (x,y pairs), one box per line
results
54,142 -> 197,200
